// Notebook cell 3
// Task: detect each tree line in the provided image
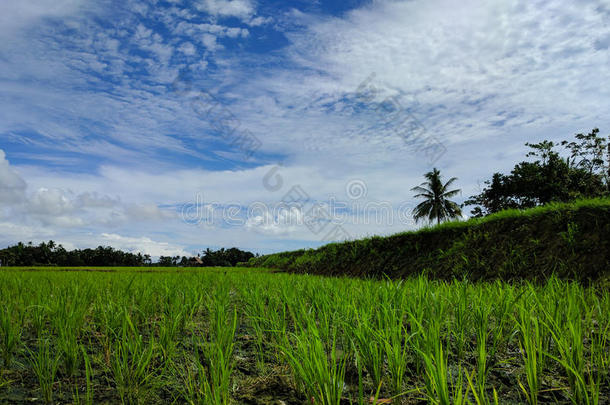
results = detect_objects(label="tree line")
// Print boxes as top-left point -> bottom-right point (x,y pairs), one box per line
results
157,248 -> 255,267
412,128 -> 610,223
0,241 -> 255,267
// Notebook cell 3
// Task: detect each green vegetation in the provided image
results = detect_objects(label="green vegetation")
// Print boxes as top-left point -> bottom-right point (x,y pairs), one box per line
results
248,198 -> 610,281
0,243 -> 255,267
0,267 -> 608,404
465,128 -> 610,217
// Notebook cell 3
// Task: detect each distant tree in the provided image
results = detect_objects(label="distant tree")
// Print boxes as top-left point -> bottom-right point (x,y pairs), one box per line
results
158,256 -> 174,266
466,129 -> 609,217
0,241 -> 256,268
198,247 -> 255,267
143,254 -> 152,265
411,168 -> 462,225
0,241 -> 148,267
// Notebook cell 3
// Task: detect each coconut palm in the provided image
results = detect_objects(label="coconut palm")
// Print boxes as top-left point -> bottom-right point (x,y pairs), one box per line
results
411,168 -> 462,225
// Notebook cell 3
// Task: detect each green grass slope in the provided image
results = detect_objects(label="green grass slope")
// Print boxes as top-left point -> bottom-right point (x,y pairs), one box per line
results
248,198 -> 610,281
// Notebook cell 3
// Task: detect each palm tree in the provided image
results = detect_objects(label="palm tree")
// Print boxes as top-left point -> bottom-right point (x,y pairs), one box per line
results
411,168 -> 462,225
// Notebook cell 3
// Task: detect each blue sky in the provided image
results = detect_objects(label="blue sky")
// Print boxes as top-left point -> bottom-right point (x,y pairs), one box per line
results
1,0 -> 609,257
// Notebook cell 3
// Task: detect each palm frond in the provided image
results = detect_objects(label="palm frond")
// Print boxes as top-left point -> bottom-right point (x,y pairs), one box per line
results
442,188 -> 461,198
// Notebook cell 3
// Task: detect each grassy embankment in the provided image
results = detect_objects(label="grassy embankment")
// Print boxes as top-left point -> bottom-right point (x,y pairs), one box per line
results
247,198 -> 610,281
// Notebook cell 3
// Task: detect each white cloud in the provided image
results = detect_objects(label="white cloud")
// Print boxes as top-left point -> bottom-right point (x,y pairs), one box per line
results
100,233 -> 189,257
28,188 -> 75,216
0,222 -> 55,243
202,33 -> 220,50
0,150 -> 27,204
196,0 -> 256,20
178,41 -> 197,56
225,27 -> 249,38
123,203 -> 177,222
248,15 -> 272,26
0,0 -> 85,37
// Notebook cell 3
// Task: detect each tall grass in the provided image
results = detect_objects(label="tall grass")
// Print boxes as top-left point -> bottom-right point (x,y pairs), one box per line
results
0,268 -> 608,404
109,310 -> 157,404
0,305 -> 21,368
281,326 -> 348,405
28,338 -> 61,404
180,286 -> 238,405
73,346 -> 94,405
516,302 -> 544,405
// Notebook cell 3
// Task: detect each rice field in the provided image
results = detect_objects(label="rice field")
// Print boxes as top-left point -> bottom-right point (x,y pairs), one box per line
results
0,267 -> 608,404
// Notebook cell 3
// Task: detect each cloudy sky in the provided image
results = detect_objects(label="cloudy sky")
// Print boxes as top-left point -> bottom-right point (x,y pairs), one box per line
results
0,0 -> 609,257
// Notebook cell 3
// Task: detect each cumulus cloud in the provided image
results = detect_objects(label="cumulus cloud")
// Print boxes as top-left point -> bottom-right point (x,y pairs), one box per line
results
248,15 -> 272,26
202,33 -> 220,50
0,150 -> 27,204
0,222 -> 55,243
196,0 -> 256,20
122,203 -> 177,222
178,41 -> 197,56
100,233 -> 189,257
28,188 -> 75,217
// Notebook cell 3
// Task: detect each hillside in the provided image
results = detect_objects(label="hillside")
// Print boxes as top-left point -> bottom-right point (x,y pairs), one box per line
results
247,198 -> 610,281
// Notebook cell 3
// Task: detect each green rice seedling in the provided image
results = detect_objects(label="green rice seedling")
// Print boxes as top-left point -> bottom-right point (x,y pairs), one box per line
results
28,304 -> 49,338
411,301 -> 451,405
381,329 -> 412,396
49,284 -> 90,376
28,338 -> 62,404
542,289 -> 594,405
473,303 -> 490,404
355,350 -> 366,405
0,304 -> 21,368
242,285 -> 269,370
536,277 -> 569,370
97,298 -> 127,366
593,320 -> 609,386
450,280 -> 472,361
586,320 -> 608,405
190,289 -> 238,405
516,303 -> 544,405
404,276 -> 431,376
449,367 -> 469,405
56,320 -> 81,376
109,311 -> 157,404
175,358 -> 212,405
465,370 -> 499,405
205,288 -> 238,361
281,326 -> 348,405
264,294 -> 289,362
378,298 -> 416,396
158,308 -> 184,366
415,334 -> 450,405
349,308 -> 385,391
470,287 -> 505,405
354,349 -> 390,405
73,346 -> 94,405
193,338 -> 235,405
487,282 -> 520,364
1,264 -> 609,404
